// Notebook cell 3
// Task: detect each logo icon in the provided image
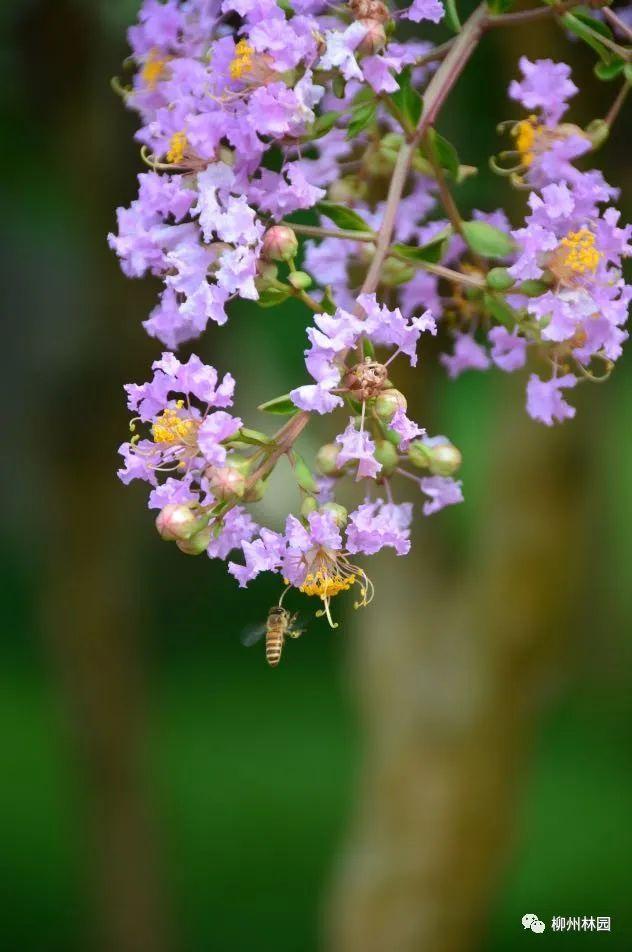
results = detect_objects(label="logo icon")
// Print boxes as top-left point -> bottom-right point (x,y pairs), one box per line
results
522,914 -> 546,934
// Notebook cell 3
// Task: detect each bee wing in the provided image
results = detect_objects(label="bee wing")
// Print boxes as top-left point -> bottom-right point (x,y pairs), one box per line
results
287,613 -> 307,639
240,623 -> 267,647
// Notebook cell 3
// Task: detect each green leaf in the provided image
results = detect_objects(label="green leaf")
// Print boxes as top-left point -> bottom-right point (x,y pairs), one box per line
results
347,102 -> 377,139
237,427 -> 273,446
562,13 -> 613,64
426,128 -> 460,179
594,59 -> 624,81
624,63 -> 632,85
362,337 -> 376,359
571,9 -> 615,40
390,68 -> 423,133
486,267 -> 515,292
256,286 -> 291,308
443,0 -> 461,34
292,452 -> 319,494
483,292 -> 516,329
258,394 -> 298,415
317,201 -> 373,233
518,279 -> 549,297
462,220 -> 514,259
311,111 -> 341,138
393,226 -> 452,265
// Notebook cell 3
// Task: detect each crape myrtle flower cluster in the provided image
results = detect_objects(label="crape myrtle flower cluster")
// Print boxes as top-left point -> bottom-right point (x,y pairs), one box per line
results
112,0 -> 631,631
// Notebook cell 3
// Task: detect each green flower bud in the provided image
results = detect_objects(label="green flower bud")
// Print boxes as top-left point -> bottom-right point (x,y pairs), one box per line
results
427,442 -> 462,477
518,279 -> 550,297
301,495 -> 318,518
262,225 -> 298,262
374,388 -> 407,422
288,270 -> 313,290
374,439 -> 399,475
408,440 -> 432,470
207,465 -> 246,500
357,18 -> 386,54
584,118 -> 609,150
155,504 -> 207,542
486,267 -> 515,292
320,502 -> 348,527
176,527 -> 212,556
316,443 -> 342,476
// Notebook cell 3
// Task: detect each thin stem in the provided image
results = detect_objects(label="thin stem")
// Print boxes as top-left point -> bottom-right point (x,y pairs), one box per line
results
245,411 -> 311,491
358,3 -> 488,301
603,6 -> 632,43
414,39 -> 455,68
390,252 -> 486,289
487,0 -> 580,28
422,130 -> 465,238
605,80 -> 631,129
270,276 -> 322,313
282,221 -> 375,242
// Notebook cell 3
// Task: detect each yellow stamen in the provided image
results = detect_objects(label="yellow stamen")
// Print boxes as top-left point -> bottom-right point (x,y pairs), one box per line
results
300,569 -> 357,600
230,39 -> 254,81
512,115 -> 541,168
558,228 -> 602,275
141,49 -> 168,90
151,403 -> 196,445
167,130 -> 188,164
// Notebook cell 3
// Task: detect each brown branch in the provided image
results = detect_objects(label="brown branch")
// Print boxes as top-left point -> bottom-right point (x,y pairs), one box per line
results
486,0 -> 580,28
358,4 -> 488,300
603,6 -> 632,43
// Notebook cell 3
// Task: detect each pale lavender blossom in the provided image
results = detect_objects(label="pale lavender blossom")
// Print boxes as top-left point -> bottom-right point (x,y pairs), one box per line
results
336,420 -> 382,481
420,476 -> 464,516
440,334 -> 491,379
346,500 -> 413,556
526,373 -> 578,426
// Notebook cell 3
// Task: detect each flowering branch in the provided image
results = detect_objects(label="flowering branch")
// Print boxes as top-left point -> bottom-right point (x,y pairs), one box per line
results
110,0 -> 631,653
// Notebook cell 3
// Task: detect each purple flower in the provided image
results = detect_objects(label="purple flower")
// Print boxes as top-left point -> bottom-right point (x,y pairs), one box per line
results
207,508 -> 259,561
228,527 -> 286,587
440,334 -> 490,379
357,293 -> 437,365
420,476 -> 464,516
403,0 -> 445,23
526,373 -> 577,426
197,411 -> 242,466
509,57 -> 578,124
489,327 -> 528,372
336,420 -> 382,480
346,500 -> 412,555
318,23 -> 367,81
390,407 -> 425,450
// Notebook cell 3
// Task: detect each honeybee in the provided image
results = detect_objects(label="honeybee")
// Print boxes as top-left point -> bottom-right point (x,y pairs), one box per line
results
241,606 -> 304,667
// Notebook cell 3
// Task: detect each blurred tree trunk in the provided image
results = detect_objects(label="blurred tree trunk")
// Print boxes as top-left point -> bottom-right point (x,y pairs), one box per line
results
16,2 -> 173,950
45,475 -> 170,952
326,379 -> 585,952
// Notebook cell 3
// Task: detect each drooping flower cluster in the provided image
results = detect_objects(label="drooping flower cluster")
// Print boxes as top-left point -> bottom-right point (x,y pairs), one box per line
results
112,0 -> 630,649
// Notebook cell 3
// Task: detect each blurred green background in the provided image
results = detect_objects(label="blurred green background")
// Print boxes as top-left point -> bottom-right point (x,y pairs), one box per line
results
1,1 -> 631,949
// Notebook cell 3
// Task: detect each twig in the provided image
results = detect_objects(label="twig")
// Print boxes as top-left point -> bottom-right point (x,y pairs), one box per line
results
422,130 -> 465,238
282,221 -> 375,242
487,0 -> 580,28
605,80 -> 631,129
389,252 -> 486,289
603,6 -> 632,43
245,411 -> 311,491
358,4 -> 489,300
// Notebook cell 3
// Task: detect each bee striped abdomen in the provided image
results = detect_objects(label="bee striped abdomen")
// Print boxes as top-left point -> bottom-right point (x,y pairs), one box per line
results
265,628 -> 284,666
